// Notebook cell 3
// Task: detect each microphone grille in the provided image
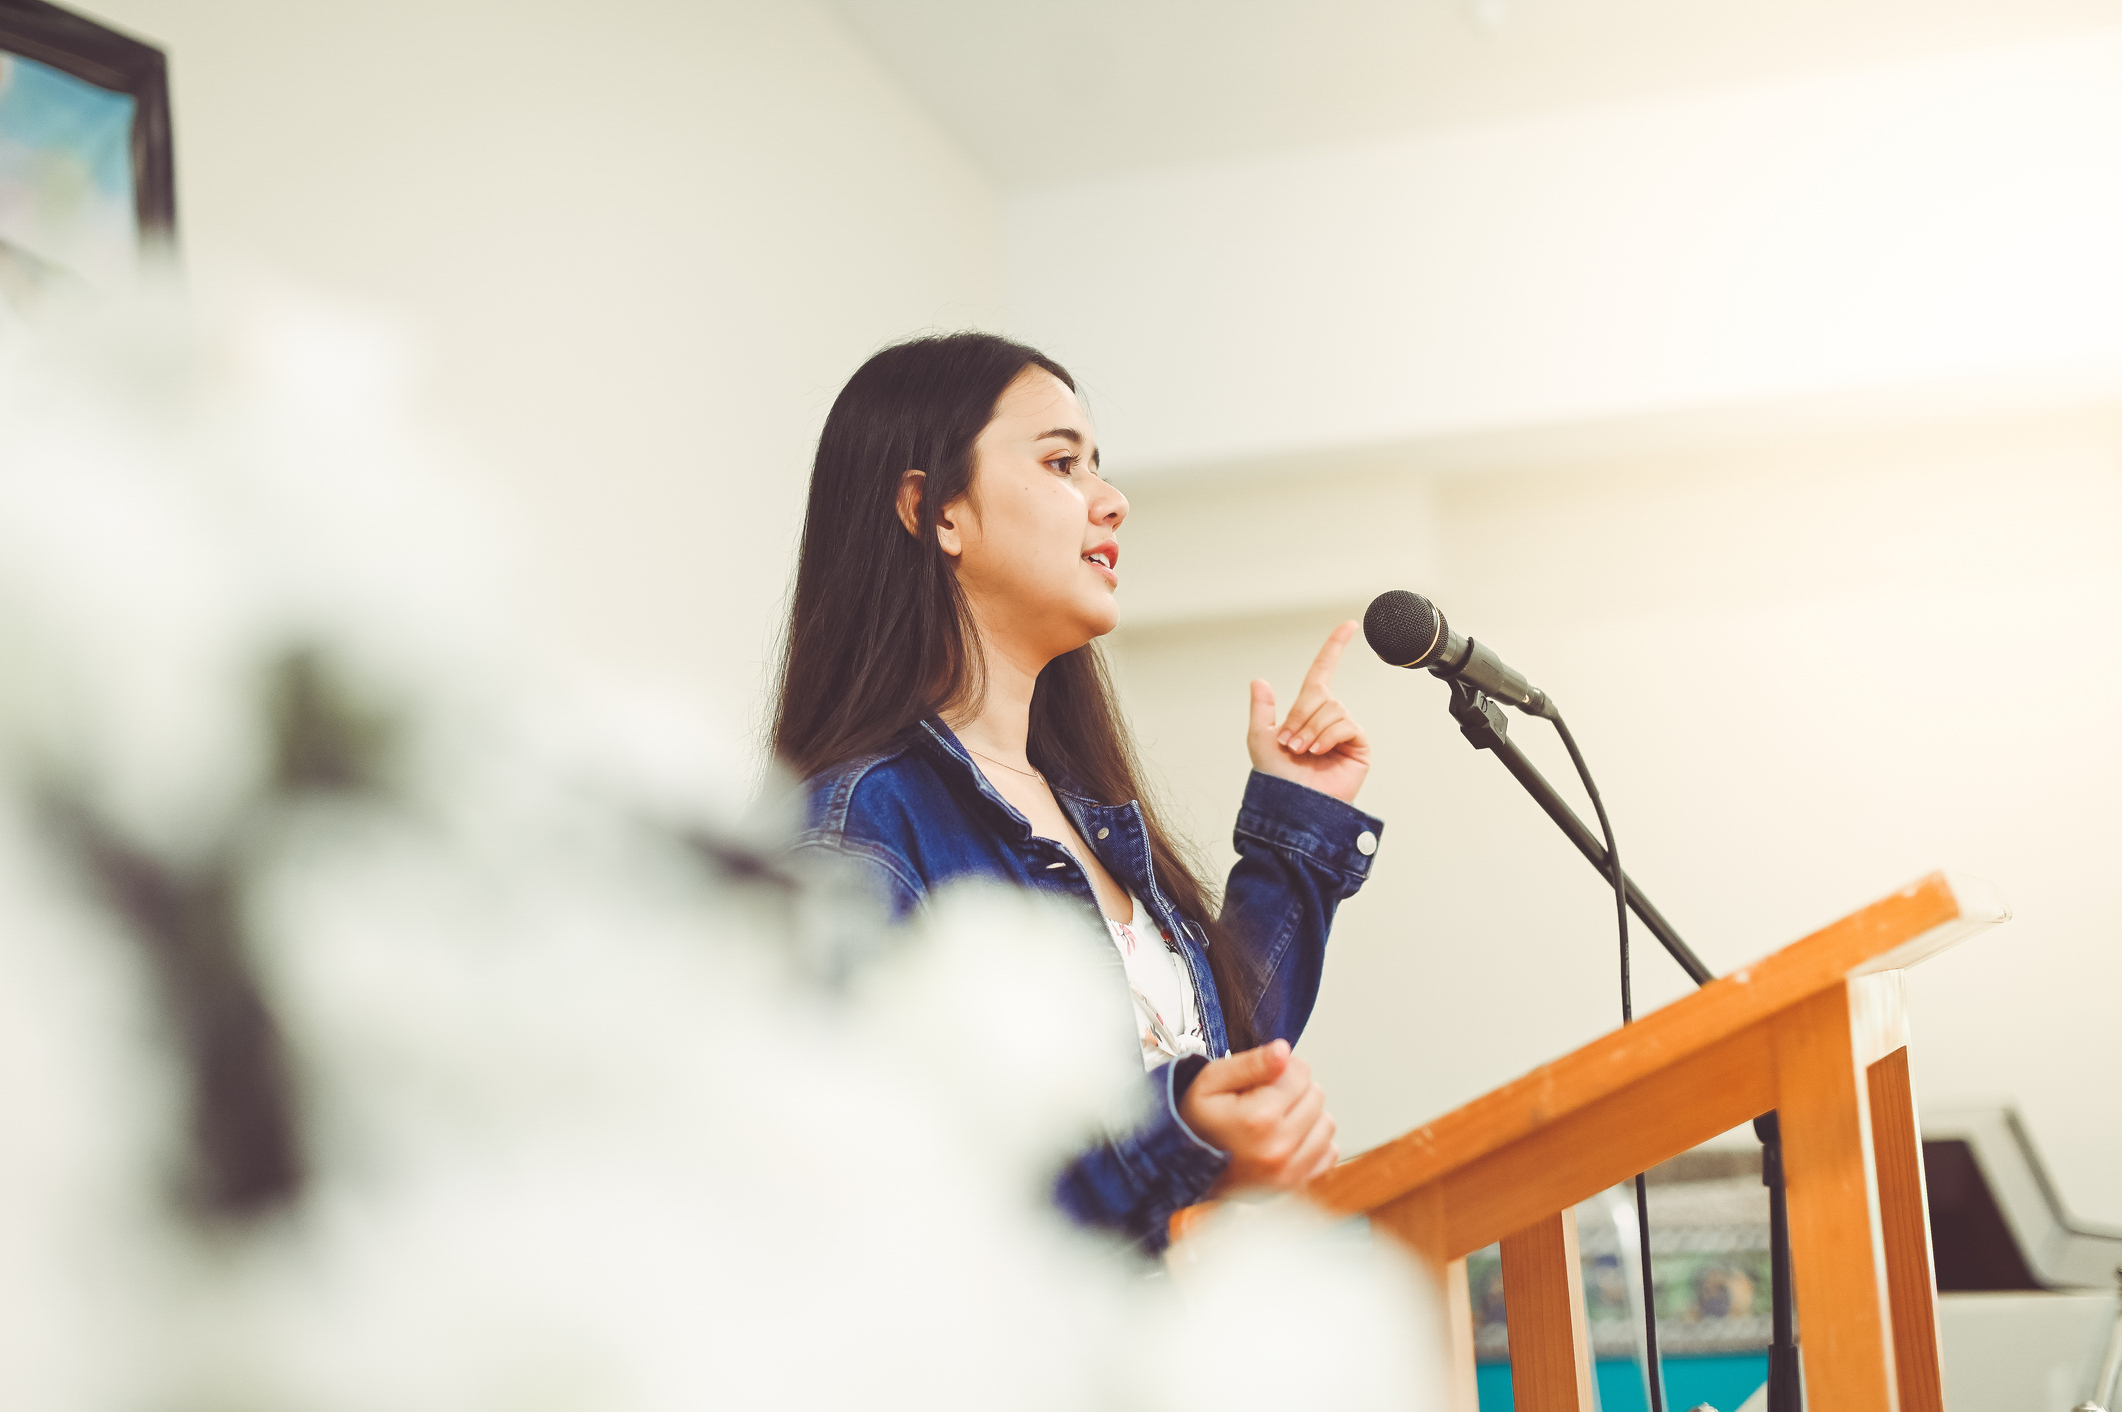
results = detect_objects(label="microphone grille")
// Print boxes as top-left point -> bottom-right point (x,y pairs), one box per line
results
1363,590 -> 1445,667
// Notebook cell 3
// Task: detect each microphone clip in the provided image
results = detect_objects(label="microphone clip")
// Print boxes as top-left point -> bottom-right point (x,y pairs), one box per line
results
1447,680 -> 1513,753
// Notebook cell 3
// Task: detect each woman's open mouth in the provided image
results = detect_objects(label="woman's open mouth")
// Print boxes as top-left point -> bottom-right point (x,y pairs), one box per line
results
1083,542 -> 1119,585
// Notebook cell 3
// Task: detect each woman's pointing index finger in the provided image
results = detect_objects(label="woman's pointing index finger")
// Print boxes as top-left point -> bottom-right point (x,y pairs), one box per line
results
1304,620 -> 1358,690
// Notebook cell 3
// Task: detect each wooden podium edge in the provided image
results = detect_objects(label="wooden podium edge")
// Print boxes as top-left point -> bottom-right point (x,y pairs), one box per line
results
1304,870 -> 1999,1220
1166,870 -> 2008,1247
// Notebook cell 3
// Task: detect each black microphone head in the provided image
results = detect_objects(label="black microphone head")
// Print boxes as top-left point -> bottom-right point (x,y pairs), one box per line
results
1364,590 -> 1448,668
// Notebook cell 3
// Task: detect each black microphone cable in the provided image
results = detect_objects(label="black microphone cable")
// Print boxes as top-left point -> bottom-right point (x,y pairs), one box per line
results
1362,588 -> 1691,1408
1548,708 -> 1667,1412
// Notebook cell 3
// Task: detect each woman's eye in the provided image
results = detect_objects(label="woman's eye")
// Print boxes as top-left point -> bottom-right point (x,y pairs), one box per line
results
1048,454 -> 1076,475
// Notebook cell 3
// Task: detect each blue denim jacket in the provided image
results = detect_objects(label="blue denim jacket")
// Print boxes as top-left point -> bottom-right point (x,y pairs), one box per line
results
794,718 -> 1383,1253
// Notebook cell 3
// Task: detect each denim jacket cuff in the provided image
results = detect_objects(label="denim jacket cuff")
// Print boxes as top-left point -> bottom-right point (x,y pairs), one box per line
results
1234,770 -> 1384,879
1164,1053 -> 1222,1157
1133,1056 -> 1228,1189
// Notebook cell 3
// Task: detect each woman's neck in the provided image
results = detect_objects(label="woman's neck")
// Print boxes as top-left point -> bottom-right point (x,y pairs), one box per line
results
945,635 -> 1048,771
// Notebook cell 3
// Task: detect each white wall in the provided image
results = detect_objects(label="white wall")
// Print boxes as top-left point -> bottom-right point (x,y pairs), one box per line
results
1015,28 -> 2122,1227
84,0 -> 1000,738
1010,26 -> 2122,474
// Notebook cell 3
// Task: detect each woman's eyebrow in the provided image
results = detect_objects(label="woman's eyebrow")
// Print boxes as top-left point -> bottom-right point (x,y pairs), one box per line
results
1036,427 -> 1101,467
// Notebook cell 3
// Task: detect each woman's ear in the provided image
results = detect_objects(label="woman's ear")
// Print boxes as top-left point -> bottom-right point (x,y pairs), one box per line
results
895,470 -> 926,538
897,469 -> 964,557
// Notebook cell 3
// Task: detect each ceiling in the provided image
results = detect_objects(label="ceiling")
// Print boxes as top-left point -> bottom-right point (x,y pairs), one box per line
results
822,0 -> 2122,187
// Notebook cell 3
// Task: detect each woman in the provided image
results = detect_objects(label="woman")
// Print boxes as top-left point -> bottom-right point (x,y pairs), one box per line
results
775,333 -> 1382,1253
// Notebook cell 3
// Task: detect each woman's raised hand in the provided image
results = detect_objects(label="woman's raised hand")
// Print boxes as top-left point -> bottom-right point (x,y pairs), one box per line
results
1179,1039 -> 1339,1196
1247,620 -> 1372,805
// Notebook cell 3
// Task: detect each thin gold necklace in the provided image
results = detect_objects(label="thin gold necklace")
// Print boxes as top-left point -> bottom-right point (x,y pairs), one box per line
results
966,745 -> 1043,781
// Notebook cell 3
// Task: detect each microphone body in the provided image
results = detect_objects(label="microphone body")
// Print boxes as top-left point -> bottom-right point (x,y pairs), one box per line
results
1362,590 -> 1551,716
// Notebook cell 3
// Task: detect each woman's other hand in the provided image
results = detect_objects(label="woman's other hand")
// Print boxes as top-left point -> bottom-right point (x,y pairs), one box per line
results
1179,1039 -> 1340,1195
1248,619 -> 1372,804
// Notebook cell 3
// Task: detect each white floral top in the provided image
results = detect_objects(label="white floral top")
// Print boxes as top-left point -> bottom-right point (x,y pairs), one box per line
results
1102,891 -> 1208,1070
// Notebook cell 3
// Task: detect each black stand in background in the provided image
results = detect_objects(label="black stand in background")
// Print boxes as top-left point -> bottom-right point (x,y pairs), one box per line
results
1444,681 -> 1801,1412
1754,1114 -> 1801,1411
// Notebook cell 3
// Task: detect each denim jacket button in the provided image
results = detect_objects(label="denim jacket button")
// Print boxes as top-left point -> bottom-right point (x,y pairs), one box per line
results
1355,829 -> 1378,856
1096,827 -> 1110,839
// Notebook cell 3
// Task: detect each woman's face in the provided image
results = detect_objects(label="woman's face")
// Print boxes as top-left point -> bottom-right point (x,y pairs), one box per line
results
939,366 -> 1128,663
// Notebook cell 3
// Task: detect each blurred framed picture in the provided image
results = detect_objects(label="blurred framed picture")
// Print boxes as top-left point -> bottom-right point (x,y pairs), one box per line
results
0,0 -> 171,319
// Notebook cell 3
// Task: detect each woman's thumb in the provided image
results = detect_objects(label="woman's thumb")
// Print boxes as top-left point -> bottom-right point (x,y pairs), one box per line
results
1248,679 -> 1278,739
1200,1038 -> 1290,1096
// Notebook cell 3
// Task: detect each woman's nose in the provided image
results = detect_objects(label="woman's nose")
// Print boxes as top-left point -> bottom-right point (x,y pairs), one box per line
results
1091,479 -> 1128,529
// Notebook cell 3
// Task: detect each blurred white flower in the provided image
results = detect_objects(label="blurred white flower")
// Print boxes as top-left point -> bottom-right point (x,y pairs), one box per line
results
0,282 -> 1446,1411
1151,1201 -> 1446,1411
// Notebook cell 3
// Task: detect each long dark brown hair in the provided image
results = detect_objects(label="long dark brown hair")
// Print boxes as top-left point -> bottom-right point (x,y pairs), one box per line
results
772,332 -> 1253,1048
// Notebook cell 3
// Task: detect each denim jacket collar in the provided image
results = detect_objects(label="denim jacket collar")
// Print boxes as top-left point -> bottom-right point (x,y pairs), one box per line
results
914,718 -> 1184,942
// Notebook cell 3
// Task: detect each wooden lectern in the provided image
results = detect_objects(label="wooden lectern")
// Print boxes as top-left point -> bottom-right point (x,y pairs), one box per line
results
1173,871 -> 2007,1412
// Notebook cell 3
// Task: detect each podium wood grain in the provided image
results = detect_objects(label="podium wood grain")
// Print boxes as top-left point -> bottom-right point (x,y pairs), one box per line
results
1774,981 -> 1898,1410
1869,1045 -> 1946,1412
1500,1210 -> 1596,1411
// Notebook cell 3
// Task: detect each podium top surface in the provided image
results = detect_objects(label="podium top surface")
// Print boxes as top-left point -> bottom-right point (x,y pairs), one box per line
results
1312,870 -> 2008,1219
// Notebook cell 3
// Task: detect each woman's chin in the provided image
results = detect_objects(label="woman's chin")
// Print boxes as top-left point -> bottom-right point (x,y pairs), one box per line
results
1050,615 -> 1119,655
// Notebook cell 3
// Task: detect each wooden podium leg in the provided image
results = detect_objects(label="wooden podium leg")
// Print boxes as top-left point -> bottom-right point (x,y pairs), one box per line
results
1445,1258 -> 1480,1412
1868,1045 -> 1945,1412
1500,1209 -> 1595,1412
1372,1185 -> 1479,1412
1774,984 -> 1899,1412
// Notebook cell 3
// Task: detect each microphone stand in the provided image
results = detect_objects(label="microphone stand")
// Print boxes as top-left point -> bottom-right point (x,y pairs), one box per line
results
1445,680 -> 1800,1412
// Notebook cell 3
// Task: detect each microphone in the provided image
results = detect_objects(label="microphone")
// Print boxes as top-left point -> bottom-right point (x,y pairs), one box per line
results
1362,590 -> 1551,717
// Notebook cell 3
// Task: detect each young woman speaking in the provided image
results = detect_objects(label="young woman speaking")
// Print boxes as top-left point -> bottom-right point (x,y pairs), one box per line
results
775,333 -> 1383,1254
